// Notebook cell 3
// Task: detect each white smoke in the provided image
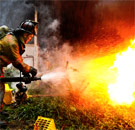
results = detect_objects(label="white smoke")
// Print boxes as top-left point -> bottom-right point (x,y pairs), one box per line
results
37,43 -> 74,96
48,19 -> 60,32
39,43 -> 73,72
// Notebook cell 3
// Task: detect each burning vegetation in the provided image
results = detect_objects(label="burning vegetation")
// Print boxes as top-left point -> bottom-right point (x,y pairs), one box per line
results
69,39 -> 135,106
62,39 -> 135,108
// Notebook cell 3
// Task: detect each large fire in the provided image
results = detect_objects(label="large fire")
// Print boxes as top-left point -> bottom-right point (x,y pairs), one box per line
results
67,39 -> 135,107
108,39 -> 135,105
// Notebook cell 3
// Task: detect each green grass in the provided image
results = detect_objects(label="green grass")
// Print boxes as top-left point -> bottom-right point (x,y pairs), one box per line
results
1,93 -> 135,130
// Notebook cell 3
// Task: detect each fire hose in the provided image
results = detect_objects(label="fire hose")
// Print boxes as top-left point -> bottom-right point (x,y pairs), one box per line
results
0,76 -> 41,84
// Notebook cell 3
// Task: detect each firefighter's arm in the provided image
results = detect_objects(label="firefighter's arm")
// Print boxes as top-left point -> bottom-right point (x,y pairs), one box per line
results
9,42 -> 30,73
9,42 -> 37,77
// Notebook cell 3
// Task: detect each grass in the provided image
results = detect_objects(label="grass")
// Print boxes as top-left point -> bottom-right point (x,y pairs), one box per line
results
1,88 -> 135,130
1,80 -> 135,130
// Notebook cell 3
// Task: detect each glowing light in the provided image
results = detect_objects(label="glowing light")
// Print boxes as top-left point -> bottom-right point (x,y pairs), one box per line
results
108,39 -> 135,105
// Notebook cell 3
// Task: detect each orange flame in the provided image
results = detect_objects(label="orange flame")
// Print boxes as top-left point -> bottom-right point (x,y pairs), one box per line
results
108,39 -> 135,105
67,39 -> 135,107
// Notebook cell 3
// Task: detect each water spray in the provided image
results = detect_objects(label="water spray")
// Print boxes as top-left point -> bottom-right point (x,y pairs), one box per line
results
41,71 -> 66,83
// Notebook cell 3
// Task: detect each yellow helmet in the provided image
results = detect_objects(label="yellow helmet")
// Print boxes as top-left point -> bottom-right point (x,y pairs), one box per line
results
0,25 -> 9,39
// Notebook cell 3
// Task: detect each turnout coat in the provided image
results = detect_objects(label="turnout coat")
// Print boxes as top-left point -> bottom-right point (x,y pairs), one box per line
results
0,34 -> 30,74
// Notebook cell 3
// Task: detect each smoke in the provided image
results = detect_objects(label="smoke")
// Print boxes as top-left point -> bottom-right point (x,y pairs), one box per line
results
48,19 -> 59,32
0,1 -> 134,46
40,69 -> 69,95
38,18 -> 60,48
57,1 -> 135,53
0,0 -> 34,29
36,1 -> 61,48
37,43 -> 73,96
96,0 -> 135,39
39,43 -> 73,71
59,1 -> 99,43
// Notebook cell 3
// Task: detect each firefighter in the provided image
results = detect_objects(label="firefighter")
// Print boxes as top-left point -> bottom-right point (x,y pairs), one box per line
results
0,20 -> 38,126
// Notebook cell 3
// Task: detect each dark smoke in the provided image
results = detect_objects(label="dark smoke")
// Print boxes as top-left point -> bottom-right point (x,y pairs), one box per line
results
58,1 -> 135,48
37,1 -> 60,48
59,1 -> 99,43
0,1 -> 134,48
0,0 -> 34,29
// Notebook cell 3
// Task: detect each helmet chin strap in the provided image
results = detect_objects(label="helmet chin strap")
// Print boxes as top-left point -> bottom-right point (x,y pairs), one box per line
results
23,33 -> 29,43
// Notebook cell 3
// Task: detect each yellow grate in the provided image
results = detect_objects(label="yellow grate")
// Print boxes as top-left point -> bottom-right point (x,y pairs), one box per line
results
34,116 -> 57,130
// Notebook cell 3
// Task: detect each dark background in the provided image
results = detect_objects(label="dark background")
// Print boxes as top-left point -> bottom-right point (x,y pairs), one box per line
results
0,0 -> 134,50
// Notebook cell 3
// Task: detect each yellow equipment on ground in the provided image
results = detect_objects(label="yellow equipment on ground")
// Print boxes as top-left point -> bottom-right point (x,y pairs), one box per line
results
3,84 -> 14,105
34,116 -> 57,130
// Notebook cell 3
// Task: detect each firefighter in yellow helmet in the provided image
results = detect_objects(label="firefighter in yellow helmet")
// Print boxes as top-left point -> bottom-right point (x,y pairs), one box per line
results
0,20 -> 38,126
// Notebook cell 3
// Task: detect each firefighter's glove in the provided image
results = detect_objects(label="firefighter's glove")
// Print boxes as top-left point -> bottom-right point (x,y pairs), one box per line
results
30,66 -> 37,77
22,72 -> 30,77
